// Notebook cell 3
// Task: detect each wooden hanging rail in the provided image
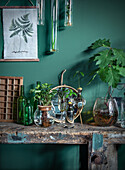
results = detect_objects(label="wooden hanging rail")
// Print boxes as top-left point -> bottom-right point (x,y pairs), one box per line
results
0,59 -> 39,62
0,0 -> 36,8
0,6 -> 38,9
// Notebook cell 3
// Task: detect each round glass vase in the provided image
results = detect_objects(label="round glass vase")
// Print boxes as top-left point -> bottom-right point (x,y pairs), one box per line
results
93,97 -> 118,126
34,105 -> 54,127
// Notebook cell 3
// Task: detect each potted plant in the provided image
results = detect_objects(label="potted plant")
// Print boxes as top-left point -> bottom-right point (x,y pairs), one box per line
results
30,83 -> 57,127
88,38 -> 125,126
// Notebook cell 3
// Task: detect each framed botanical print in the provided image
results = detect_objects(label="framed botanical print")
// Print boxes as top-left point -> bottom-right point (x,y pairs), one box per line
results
2,8 -> 38,60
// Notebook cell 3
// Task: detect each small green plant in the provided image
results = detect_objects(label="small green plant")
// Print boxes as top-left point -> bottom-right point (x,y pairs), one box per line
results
74,71 -> 84,88
65,89 -> 77,98
88,38 -> 125,88
30,83 -> 56,106
57,87 -> 77,100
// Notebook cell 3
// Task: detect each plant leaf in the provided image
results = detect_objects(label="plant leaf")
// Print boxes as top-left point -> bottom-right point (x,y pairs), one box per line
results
94,49 -> 112,68
90,38 -> 111,49
116,66 -> 125,77
112,48 -> 125,66
105,67 -> 121,88
98,67 -> 108,83
88,73 -> 98,85
22,30 -> 28,43
80,72 -> 84,77
18,17 -> 30,24
10,29 -> 21,38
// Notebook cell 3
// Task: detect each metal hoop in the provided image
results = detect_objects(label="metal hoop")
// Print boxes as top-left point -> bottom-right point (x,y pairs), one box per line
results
50,84 -> 84,124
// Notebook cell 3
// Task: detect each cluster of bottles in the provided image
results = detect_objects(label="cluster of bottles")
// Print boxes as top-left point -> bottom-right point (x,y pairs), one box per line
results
64,87 -> 85,128
17,85 -> 34,126
16,83 -> 85,127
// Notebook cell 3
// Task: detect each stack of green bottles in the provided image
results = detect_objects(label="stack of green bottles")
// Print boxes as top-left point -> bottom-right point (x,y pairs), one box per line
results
17,85 -> 34,126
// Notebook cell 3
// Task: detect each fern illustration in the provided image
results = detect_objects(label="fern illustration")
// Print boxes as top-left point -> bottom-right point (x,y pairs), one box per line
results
9,13 -> 33,43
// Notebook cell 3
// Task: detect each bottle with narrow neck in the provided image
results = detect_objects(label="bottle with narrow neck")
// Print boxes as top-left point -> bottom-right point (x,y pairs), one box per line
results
77,87 -> 83,109
17,85 -> 26,124
24,100 -> 33,126
34,81 -> 41,112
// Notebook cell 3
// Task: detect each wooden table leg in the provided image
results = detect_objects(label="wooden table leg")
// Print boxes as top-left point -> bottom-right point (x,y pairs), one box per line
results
88,133 -> 118,170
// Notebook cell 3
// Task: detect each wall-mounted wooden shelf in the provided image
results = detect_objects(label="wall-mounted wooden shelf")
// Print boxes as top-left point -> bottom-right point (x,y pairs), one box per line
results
0,76 -> 23,122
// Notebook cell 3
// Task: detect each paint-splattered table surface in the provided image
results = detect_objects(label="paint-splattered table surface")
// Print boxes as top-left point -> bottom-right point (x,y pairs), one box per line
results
0,122 -> 125,144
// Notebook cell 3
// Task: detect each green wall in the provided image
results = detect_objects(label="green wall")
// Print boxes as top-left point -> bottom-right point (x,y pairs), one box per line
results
0,0 -> 125,169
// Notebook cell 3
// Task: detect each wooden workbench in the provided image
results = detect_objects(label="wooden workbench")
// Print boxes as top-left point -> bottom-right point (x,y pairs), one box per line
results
0,122 -> 125,170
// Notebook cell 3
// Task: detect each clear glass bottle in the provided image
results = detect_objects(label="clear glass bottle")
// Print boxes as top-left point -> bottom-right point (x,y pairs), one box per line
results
50,0 -> 59,52
77,87 -> 83,109
36,0 -> 45,25
121,93 -> 125,128
65,101 -> 74,128
33,81 -> 41,112
64,0 -> 73,26
24,100 -> 33,126
17,85 -> 26,124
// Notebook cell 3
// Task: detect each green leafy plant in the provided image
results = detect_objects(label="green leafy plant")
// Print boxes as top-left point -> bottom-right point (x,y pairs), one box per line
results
74,71 -> 84,88
57,87 -> 77,100
88,38 -> 125,88
9,13 -> 33,43
65,89 -> 77,98
30,83 -> 56,106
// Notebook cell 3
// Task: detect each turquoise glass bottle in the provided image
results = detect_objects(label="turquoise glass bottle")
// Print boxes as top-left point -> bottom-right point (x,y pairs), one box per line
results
17,85 -> 26,124
24,100 -> 33,126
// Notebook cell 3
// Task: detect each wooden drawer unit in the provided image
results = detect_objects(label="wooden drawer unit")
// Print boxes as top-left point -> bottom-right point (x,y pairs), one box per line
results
0,76 -> 23,122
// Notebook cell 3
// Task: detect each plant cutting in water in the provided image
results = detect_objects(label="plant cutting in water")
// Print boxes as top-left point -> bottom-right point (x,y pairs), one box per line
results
64,0 -> 73,26
88,39 -> 124,126
51,0 -> 58,51
73,71 -> 84,88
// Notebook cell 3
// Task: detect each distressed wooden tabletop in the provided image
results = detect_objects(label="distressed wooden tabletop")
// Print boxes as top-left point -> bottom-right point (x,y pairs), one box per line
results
0,122 -> 125,144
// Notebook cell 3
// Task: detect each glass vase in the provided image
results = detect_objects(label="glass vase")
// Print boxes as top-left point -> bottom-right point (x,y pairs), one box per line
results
36,0 -> 45,25
64,0 -> 73,26
34,105 -> 54,127
93,97 -> 118,126
50,0 -> 59,52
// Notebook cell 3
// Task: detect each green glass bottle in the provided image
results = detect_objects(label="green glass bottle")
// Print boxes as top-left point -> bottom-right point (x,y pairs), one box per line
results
17,85 -> 26,124
33,81 -> 41,112
24,100 -> 33,126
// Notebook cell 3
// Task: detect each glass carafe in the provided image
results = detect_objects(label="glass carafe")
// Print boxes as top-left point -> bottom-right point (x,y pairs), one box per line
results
93,97 -> 118,126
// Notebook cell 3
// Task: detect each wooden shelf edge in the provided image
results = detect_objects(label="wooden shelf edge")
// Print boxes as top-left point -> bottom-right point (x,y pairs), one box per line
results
0,6 -> 38,9
0,120 -> 14,122
0,59 -> 39,62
